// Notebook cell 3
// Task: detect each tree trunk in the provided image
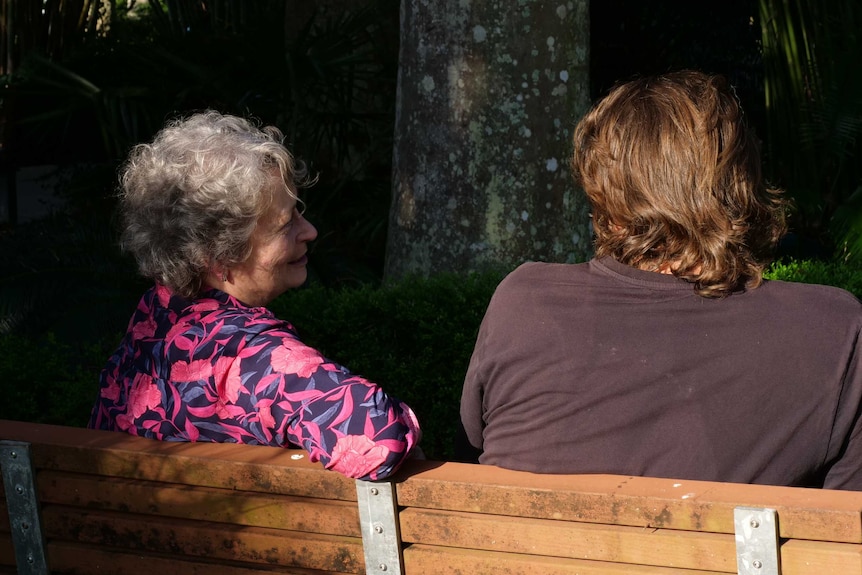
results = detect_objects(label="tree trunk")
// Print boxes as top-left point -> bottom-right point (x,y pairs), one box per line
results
385,0 -> 592,279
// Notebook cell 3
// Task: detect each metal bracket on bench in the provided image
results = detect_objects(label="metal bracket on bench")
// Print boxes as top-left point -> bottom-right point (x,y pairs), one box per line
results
734,506 -> 780,575
356,480 -> 404,575
0,441 -> 49,575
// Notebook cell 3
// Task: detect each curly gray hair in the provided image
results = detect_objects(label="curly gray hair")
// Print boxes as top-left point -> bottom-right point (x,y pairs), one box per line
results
119,111 -> 309,298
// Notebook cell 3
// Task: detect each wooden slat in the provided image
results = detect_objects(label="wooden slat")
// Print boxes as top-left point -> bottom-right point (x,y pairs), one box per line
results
399,507 -> 735,572
780,539 -> 862,575
394,461 -> 862,543
400,508 -> 862,575
46,539 -> 352,574
0,420 -> 355,501
402,544 -> 731,575
37,471 -> 359,536
41,506 -> 365,573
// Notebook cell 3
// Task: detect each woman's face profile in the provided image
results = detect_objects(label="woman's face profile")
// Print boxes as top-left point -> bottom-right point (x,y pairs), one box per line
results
228,178 -> 318,306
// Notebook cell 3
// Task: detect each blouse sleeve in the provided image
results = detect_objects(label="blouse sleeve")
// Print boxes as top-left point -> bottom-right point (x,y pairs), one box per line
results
233,330 -> 421,481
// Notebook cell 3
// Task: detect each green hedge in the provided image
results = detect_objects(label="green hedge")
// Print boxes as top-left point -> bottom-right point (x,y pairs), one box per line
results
0,333 -> 112,428
764,259 -> 862,294
0,259 -> 859,460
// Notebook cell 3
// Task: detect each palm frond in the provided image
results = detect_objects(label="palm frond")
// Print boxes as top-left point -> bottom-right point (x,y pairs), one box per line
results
760,0 -> 862,256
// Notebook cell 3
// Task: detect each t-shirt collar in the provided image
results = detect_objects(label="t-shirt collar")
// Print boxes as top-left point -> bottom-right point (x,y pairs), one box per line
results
590,256 -> 694,292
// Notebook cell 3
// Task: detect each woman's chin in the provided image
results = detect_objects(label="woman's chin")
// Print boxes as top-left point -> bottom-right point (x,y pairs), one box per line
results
283,268 -> 308,290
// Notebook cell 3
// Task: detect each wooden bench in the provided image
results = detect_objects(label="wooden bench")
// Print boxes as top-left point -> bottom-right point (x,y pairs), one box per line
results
1,419 -> 861,575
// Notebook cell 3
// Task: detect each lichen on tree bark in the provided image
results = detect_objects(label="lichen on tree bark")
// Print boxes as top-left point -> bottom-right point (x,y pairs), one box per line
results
385,0 -> 592,279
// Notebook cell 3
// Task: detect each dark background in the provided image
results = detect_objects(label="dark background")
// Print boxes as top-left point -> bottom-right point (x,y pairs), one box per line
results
0,0 -> 857,339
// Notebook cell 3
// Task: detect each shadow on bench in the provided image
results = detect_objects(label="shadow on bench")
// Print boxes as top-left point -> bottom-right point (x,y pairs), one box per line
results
1,419 -> 861,574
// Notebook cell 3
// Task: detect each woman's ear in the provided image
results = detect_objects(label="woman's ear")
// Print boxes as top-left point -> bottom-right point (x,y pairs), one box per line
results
206,263 -> 230,286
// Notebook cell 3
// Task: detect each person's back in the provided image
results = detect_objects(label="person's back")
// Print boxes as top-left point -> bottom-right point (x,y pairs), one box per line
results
459,70 -> 862,490
461,258 -> 862,488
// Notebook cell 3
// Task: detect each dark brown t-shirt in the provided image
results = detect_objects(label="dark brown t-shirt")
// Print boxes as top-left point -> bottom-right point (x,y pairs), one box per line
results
460,257 -> 862,490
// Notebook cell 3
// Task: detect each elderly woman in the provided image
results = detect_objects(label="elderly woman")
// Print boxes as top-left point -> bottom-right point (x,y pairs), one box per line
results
89,111 -> 420,480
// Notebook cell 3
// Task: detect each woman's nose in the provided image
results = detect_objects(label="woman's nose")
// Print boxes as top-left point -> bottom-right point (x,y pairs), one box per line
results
299,214 -> 318,242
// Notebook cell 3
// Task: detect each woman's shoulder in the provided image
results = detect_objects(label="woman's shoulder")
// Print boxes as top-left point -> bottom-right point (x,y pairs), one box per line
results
214,307 -> 302,343
165,291 -> 301,348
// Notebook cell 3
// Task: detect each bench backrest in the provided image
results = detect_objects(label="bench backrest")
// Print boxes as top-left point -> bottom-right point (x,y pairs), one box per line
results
2,420 -> 862,574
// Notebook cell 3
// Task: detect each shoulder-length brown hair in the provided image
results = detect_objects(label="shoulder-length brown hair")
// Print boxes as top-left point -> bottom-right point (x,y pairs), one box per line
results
571,70 -> 788,298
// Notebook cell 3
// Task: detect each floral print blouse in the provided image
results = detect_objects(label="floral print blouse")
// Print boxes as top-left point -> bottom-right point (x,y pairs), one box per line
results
88,284 -> 421,480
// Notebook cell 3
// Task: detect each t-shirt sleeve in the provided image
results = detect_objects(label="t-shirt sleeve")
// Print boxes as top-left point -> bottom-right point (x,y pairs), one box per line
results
460,311 -> 490,458
235,331 -> 421,481
822,328 -> 862,490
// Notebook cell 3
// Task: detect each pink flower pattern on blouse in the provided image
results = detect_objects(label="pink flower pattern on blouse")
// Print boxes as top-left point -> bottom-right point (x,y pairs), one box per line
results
88,284 -> 421,480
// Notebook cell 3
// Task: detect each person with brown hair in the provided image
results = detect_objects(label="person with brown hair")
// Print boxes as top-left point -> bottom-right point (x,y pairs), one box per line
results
459,70 -> 862,490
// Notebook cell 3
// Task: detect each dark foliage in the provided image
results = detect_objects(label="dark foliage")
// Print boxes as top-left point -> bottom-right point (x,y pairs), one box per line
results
1,0 -> 400,285
590,0 -> 763,126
